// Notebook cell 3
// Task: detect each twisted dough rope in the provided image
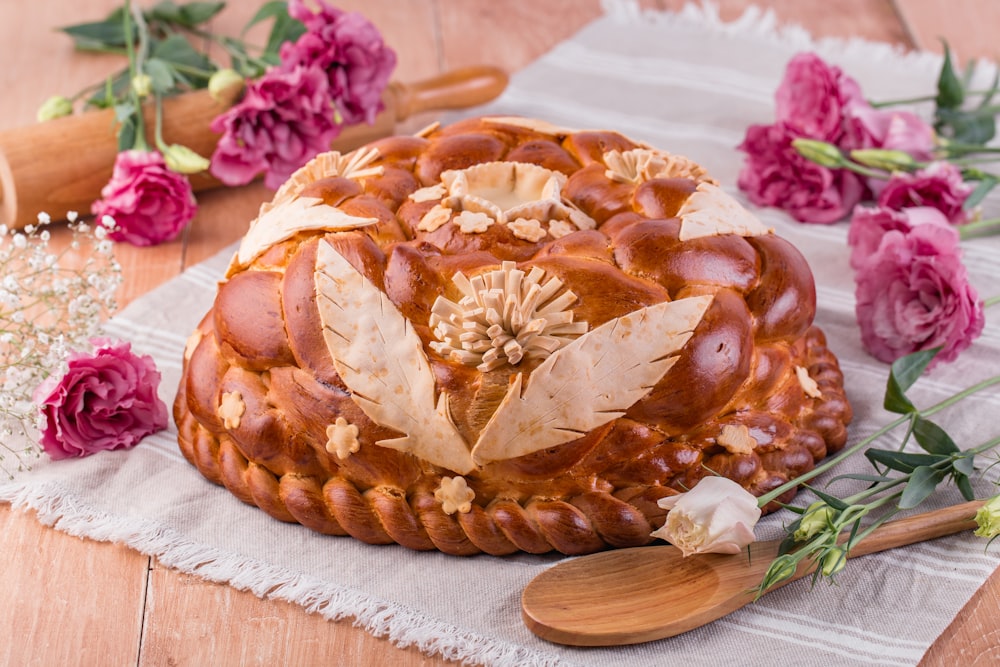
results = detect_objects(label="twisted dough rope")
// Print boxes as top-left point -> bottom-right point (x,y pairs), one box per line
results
174,326 -> 850,557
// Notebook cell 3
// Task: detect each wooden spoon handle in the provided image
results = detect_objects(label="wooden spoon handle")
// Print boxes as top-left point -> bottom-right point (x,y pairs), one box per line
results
847,499 -> 983,559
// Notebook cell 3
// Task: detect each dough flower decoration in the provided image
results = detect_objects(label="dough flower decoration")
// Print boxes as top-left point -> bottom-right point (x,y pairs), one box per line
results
48,0 -> 394,245
737,48 -> 1000,367
428,261 -> 586,372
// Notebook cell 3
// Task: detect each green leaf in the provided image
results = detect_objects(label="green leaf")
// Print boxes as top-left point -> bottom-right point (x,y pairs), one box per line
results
803,485 -> 850,512
935,107 -> 997,145
953,453 -> 976,477
912,416 -> 960,455
826,472 -> 895,485
113,102 -> 136,124
955,473 -> 975,501
964,174 -> 999,210
899,466 -> 946,509
865,449 -> 943,473
144,58 -> 176,94
884,348 -> 941,414
936,42 -> 966,110
117,114 -> 138,152
977,69 -> 1000,109
243,1 -> 291,33
60,20 -> 130,50
179,1 -> 226,26
151,34 -> 215,86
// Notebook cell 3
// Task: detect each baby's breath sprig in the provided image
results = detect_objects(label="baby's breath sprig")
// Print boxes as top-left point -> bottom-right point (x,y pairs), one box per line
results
0,213 -> 121,478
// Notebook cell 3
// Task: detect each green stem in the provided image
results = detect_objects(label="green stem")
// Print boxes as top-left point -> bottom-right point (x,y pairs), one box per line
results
870,89 -> 1000,108
985,295 -> 1000,308
958,218 -> 1000,240
841,160 -> 887,180
122,0 -> 148,151
757,374 -> 1000,507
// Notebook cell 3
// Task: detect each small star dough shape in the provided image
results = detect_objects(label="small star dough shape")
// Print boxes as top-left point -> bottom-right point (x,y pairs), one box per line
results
326,417 -> 361,460
218,391 -> 245,430
435,476 -> 475,514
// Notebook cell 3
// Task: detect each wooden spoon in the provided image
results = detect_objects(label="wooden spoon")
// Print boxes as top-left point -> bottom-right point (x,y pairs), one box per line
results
522,499 -> 983,646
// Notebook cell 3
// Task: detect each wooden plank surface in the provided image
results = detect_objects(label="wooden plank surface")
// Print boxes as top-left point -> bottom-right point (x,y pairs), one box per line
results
1,1 -> 998,665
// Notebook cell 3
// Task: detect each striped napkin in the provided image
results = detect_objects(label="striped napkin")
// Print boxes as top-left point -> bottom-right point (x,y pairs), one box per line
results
4,4 -> 999,665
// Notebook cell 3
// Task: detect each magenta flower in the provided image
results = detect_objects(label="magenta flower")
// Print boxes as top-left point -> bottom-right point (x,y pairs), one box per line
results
847,205 -> 951,270
34,338 -> 169,460
876,161 -> 974,224
738,122 -> 865,223
774,52 -> 863,143
844,104 -> 936,160
210,64 -> 340,189
283,1 -> 396,125
91,150 -> 197,246
854,224 -> 984,367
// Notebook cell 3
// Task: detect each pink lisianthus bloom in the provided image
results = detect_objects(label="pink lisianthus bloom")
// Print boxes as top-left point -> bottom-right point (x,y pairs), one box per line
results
846,205 -> 951,270
284,1 -> 396,125
210,64 -> 340,189
33,338 -> 168,460
855,223 -> 984,367
738,122 -> 865,223
652,476 -> 762,557
843,103 -> 936,160
876,161 -> 974,224
774,52 -> 863,142
91,150 -> 197,246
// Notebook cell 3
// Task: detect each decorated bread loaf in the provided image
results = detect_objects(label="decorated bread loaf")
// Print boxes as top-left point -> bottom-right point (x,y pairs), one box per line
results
174,116 -> 852,556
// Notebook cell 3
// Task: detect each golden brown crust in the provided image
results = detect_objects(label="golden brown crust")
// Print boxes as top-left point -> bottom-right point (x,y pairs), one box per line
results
174,117 -> 852,555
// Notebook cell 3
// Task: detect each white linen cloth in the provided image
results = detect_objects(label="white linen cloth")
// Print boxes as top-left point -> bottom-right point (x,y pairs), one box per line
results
4,4 -> 1000,665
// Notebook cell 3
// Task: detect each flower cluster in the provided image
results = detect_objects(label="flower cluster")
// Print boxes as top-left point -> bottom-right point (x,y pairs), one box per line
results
0,214 -> 121,477
51,1 -> 394,245
738,52 -> 934,223
738,51 -> 996,368
209,0 -> 396,189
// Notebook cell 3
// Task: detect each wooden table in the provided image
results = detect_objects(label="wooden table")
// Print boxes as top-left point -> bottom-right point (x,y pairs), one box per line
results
2,1 -> 999,664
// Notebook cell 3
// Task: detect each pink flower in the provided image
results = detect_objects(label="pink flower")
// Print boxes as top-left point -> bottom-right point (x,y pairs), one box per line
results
738,122 -> 865,223
847,205 -> 951,270
283,1 -> 396,125
774,52 -> 863,142
876,161 -> 974,224
843,103 -> 935,160
91,150 -> 197,246
33,338 -> 168,460
855,224 -> 984,367
210,64 -> 341,189
652,476 -> 761,556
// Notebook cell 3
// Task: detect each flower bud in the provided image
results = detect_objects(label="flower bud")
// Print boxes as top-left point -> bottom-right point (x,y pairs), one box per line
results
850,148 -> 917,173
208,68 -> 245,103
132,74 -> 153,99
162,144 -> 210,175
793,502 -> 834,542
974,495 -> 1000,539
821,547 -> 846,576
36,95 -> 73,122
792,138 -> 846,169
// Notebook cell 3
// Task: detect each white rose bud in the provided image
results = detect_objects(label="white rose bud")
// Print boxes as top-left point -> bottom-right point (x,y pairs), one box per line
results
652,476 -> 762,557
208,68 -> 245,104
132,73 -> 153,99
37,95 -> 73,122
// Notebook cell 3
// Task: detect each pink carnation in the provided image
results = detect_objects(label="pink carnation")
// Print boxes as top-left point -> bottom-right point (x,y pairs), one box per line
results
283,1 -> 396,125
847,205 -> 951,270
774,52 -> 863,142
738,123 -> 865,223
91,150 -> 197,246
34,338 -> 168,460
210,64 -> 341,189
876,161 -> 974,224
854,224 -> 984,367
844,103 -> 936,160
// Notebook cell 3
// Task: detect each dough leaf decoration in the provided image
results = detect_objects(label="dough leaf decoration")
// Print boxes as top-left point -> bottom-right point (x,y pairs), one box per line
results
314,239 -> 475,474
471,294 -> 714,466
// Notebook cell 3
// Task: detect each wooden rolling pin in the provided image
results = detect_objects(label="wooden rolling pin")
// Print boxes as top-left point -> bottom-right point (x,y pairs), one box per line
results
0,65 -> 508,229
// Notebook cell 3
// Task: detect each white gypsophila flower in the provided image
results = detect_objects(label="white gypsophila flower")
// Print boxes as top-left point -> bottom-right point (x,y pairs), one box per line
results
0,213 -> 121,477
